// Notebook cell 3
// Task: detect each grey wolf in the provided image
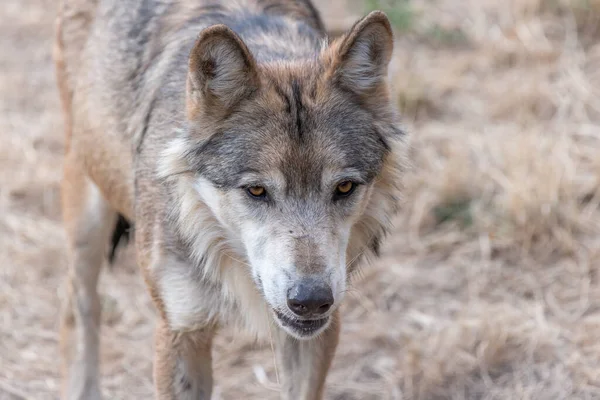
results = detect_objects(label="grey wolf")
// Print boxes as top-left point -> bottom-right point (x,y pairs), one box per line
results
54,0 -> 406,398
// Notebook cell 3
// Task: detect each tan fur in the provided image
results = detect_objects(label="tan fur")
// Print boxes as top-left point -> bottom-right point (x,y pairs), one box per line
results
54,1 -> 406,398
154,321 -> 215,399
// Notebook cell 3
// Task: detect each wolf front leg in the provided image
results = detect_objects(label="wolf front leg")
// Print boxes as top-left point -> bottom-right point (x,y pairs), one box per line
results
276,311 -> 341,400
153,320 -> 215,400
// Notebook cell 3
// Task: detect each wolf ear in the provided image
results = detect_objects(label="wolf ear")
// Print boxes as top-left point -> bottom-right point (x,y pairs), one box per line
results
329,11 -> 394,95
187,25 -> 259,119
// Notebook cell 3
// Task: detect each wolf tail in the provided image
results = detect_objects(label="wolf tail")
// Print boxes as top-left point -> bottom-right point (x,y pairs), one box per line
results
108,214 -> 132,264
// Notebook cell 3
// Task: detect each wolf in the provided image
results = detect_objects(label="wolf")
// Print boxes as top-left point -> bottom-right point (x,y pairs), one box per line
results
53,0 -> 407,398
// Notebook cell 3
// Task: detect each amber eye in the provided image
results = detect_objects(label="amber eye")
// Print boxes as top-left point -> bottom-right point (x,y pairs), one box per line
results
246,186 -> 267,198
335,181 -> 356,197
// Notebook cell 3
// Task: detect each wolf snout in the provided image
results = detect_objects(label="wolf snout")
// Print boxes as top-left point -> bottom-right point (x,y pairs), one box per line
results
286,279 -> 334,318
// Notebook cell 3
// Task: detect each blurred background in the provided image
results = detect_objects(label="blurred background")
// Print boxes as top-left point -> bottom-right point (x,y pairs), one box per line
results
1,0 -> 600,399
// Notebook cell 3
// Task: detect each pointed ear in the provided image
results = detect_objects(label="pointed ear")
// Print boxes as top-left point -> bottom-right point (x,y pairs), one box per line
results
328,11 -> 394,95
187,25 -> 259,119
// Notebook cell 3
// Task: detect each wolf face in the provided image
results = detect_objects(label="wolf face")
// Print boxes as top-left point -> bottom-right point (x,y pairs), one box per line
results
164,12 -> 403,339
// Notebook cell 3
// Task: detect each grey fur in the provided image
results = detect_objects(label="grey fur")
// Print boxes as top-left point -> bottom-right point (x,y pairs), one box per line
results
56,1 -> 406,398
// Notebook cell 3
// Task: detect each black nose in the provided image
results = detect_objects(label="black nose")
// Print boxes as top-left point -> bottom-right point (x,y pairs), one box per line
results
287,279 -> 334,317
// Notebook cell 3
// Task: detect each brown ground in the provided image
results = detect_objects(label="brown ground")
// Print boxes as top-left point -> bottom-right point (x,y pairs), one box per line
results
2,0 -> 600,399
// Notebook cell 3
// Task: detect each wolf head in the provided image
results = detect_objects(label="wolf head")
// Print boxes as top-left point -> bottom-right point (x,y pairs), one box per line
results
162,11 -> 405,339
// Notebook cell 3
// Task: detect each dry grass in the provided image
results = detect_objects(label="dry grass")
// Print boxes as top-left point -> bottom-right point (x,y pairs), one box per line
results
1,0 -> 600,399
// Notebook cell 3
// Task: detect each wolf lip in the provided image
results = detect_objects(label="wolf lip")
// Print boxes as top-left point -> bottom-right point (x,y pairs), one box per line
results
274,311 -> 329,336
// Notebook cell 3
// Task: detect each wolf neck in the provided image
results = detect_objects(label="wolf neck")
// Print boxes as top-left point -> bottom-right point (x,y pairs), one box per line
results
224,11 -> 325,63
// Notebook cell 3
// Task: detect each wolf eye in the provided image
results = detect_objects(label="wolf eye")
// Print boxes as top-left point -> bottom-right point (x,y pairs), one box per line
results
246,186 -> 267,199
334,181 -> 356,198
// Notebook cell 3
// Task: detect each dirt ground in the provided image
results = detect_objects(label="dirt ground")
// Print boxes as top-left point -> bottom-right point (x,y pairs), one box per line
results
2,0 -> 600,399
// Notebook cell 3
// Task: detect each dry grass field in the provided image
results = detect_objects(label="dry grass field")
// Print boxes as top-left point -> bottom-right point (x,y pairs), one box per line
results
2,0 -> 600,399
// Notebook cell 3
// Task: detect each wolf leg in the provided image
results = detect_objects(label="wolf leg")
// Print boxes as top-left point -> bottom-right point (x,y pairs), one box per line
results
276,310 -> 340,400
153,320 -> 215,399
61,154 -> 116,400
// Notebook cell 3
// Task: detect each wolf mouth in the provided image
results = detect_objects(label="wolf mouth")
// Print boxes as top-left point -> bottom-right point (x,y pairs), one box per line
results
274,310 -> 329,337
